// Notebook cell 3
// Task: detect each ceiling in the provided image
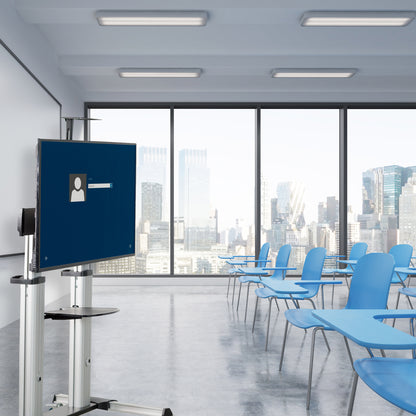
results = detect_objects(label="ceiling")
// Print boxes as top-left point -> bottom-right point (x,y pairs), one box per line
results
14,0 -> 416,102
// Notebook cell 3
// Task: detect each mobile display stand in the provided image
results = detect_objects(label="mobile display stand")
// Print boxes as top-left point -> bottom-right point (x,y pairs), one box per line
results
12,122 -> 172,416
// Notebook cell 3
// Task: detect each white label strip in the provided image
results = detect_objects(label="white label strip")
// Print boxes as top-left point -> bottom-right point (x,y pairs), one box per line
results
88,183 -> 112,189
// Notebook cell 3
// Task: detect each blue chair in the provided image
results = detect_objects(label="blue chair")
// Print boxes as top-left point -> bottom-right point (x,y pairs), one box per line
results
224,243 -> 270,305
236,244 -> 291,322
279,252 -> 395,409
348,358 -> 416,416
252,247 -> 327,351
389,244 -> 413,313
323,242 -> 368,288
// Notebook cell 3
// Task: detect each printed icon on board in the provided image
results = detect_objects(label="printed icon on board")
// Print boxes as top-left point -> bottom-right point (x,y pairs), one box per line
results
69,174 -> 86,202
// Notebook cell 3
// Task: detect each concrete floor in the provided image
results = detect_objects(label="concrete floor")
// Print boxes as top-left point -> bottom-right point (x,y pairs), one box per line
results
0,282 -> 413,416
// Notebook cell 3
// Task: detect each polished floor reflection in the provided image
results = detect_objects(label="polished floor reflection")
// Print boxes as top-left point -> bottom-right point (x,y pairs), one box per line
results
0,283 -> 413,415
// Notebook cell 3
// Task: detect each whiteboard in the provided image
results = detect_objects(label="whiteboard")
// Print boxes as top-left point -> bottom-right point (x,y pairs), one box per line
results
0,40 -> 61,255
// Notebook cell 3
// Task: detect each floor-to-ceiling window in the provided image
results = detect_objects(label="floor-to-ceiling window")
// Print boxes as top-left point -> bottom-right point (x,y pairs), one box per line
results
261,109 -> 339,273
90,108 -> 171,275
87,104 -> 416,277
174,109 -> 255,274
348,109 -> 416,254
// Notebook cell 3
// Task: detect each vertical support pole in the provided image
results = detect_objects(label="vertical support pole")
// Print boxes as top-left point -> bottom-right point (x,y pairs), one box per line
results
68,265 -> 92,409
19,235 -> 45,416
170,107 -> 175,276
255,107 -> 261,258
339,108 -> 348,260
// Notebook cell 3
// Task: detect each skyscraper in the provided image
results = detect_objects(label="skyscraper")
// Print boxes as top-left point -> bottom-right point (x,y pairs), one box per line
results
362,167 -> 383,215
276,181 -> 305,229
138,146 -> 168,220
399,173 -> 416,247
178,149 -> 210,228
141,182 -> 162,222
383,165 -> 403,217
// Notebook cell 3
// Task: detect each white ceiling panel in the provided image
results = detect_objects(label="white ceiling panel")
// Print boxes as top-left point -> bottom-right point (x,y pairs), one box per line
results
13,0 -> 416,102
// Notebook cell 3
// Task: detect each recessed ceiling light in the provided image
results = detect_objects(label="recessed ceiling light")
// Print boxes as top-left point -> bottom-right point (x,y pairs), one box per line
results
301,11 -> 415,27
118,68 -> 203,78
271,69 -> 357,78
96,11 -> 208,26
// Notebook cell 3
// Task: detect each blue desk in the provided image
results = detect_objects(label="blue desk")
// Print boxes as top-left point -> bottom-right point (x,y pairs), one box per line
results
312,309 -> 416,350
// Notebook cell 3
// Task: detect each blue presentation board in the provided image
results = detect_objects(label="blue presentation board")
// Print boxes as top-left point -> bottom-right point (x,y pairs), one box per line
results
35,139 -> 136,272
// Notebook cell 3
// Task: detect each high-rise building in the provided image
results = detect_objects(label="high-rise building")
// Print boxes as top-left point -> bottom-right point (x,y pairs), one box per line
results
276,181 -> 305,229
141,182 -> 163,222
138,147 -> 168,220
178,149 -> 211,251
399,173 -> 416,247
362,167 -> 383,215
383,165 -> 403,217
178,149 -> 210,228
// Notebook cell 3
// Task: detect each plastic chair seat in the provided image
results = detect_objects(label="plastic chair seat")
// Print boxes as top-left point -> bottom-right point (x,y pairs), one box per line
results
354,358 -> 416,414
255,287 -> 279,299
285,309 -> 331,330
239,275 -> 261,284
398,287 -> 416,298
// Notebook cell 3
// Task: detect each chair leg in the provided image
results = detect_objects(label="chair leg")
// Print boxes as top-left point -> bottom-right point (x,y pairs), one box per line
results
279,319 -> 290,371
344,336 -> 354,368
331,273 -> 335,307
244,282 -> 250,322
252,296 -> 259,333
307,327 -> 319,409
232,276 -> 237,305
380,349 -> 386,357
406,295 -> 414,309
284,299 -> 289,309
347,371 -> 359,416
227,274 -> 231,297
393,291 -> 401,327
236,281 -> 242,311
345,276 -> 350,289
322,330 -> 330,352
274,298 -> 280,311
265,299 -> 272,351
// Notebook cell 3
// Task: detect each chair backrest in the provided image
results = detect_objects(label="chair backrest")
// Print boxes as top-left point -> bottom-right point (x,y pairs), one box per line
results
257,242 -> 270,267
389,244 -> 413,267
345,253 -> 395,309
271,244 -> 291,280
300,247 -> 327,297
349,242 -> 368,260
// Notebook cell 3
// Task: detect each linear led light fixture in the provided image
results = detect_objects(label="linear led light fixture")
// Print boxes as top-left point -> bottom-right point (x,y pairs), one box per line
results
301,11 -> 415,27
118,68 -> 203,78
271,69 -> 357,78
96,10 -> 208,26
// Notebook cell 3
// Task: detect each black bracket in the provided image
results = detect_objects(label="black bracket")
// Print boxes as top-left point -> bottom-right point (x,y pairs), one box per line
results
10,275 -> 45,285
90,397 -> 116,410
61,269 -> 93,277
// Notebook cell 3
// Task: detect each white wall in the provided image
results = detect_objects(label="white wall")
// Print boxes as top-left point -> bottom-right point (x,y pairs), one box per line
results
0,0 -> 84,327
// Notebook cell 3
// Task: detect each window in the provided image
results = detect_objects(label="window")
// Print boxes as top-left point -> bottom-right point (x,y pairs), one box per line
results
348,110 -> 416,254
174,109 -> 255,274
90,109 -> 171,274
261,110 -> 339,273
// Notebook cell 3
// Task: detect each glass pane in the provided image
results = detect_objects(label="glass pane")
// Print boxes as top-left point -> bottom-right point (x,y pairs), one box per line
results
348,110 -> 416,254
90,108 -> 170,275
261,110 -> 339,273
174,109 -> 255,274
